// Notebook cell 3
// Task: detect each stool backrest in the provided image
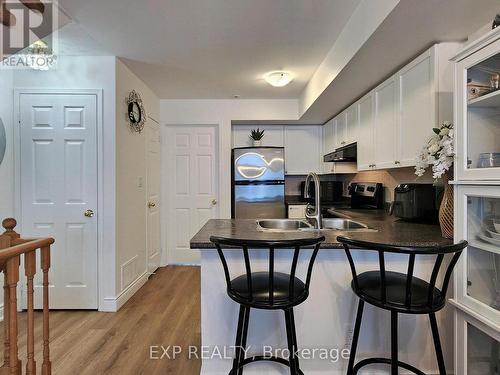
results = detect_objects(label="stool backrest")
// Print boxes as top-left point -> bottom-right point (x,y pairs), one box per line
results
337,237 -> 468,308
210,236 -> 325,306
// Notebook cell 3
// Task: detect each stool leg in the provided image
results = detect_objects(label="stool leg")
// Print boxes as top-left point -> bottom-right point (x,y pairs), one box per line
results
238,307 -> 250,375
347,299 -> 364,375
429,312 -> 446,375
284,308 -> 299,375
232,306 -> 250,375
391,311 -> 398,375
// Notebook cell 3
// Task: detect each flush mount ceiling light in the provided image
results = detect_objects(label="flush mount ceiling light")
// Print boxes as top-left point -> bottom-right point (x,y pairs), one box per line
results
264,71 -> 293,87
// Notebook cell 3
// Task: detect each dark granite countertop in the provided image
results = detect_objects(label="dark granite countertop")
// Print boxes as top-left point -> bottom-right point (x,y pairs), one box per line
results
190,208 -> 452,249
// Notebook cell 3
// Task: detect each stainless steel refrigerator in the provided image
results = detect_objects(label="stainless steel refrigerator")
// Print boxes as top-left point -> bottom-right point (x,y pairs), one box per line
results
232,147 -> 286,219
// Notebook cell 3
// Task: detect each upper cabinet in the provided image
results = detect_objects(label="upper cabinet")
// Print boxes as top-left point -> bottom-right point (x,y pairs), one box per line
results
357,92 -> 374,171
322,118 -> 336,173
232,125 -> 284,148
284,126 -> 322,174
453,29 -> 500,181
334,114 -> 346,149
344,103 -> 358,145
397,48 -> 436,167
373,76 -> 398,170
232,124 -> 322,175
329,43 -> 457,172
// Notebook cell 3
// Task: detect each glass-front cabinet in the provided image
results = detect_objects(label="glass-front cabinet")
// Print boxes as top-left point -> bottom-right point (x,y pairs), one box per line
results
455,28 -> 500,181
455,185 -> 500,325
455,308 -> 500,375
453,28 -> 500,375
453,186 -> 500,375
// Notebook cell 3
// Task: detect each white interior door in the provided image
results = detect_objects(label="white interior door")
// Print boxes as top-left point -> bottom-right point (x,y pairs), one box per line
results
165,125 -> 218,265
146,120 -> 161,273
19,93 -> 98,309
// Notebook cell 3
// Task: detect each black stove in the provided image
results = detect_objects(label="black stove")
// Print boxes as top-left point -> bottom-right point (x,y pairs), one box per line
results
348,182 -> 384,209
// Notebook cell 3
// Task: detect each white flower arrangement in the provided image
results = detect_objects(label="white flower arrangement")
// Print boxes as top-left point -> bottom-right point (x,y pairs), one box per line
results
415,121 -> 454,179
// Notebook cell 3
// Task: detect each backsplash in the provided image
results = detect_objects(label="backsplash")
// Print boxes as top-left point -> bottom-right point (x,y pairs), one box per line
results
285,174 -> 338,196
336,167 -> 435,202
286,168 -> 435,202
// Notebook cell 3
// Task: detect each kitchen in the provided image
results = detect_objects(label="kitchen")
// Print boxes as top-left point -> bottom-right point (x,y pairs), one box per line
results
186,15 -> 500,375
0,1 -> 499,374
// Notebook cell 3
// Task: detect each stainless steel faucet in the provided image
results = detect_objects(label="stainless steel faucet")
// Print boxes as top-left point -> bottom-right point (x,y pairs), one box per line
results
304,172 -> 322,229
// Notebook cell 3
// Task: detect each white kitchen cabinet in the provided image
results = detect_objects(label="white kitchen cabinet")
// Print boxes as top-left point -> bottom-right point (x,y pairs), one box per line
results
357,92 -> 375,171
453,185 -> 500,374
454,309 -> 500,375
232,125 -> 284,148
373,76 -> 398,170
334,114 -> 346,149
322,118 -> 335,173
452,28 -> 500,181
345,103 -> 358,145
284,126 -> 322,174
337,44 -> 455,172
397,47 -> 436,168
452,30 -> 500,375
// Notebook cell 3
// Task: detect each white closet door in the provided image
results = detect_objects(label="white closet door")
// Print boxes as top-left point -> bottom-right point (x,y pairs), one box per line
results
20,93 -> 98,309
146,121 -> 161,273
166,126 -> 219,265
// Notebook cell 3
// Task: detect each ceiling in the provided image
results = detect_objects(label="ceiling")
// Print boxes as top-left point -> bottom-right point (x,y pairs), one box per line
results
299,0 -> 500,123
58,0 -> 360,99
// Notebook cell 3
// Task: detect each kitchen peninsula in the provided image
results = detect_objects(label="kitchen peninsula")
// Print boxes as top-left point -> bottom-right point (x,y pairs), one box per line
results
191,208 -> 451,375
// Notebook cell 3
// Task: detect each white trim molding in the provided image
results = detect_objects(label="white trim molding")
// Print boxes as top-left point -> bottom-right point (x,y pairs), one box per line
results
101,271 -> 149,312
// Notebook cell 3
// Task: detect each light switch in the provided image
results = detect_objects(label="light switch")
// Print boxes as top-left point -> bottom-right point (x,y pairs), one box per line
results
138,177 -> 143,188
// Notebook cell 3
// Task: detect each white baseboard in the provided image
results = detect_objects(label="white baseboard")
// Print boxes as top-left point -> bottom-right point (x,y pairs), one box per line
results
100,271 -> 149,312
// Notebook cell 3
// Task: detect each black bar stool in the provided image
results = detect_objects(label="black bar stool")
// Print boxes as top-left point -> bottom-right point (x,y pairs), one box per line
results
210,235 -> 325,375
337,236 -> 468,375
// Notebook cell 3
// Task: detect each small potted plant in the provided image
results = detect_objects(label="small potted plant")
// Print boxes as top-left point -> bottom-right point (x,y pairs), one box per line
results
415,121 -> 454,239
249,128 -> 265,146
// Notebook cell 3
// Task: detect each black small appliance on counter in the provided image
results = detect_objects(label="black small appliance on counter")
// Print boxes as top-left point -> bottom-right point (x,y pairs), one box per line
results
389,183 -> 442,222
348,182 -> 384,209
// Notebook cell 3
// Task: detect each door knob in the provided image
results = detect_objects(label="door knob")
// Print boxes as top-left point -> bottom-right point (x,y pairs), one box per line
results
211,199 -> 217,206
148,202 -> 156,208
84,209 -> 94,218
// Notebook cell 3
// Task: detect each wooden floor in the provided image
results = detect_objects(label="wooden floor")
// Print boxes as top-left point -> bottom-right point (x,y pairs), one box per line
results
0,266 -> 201,375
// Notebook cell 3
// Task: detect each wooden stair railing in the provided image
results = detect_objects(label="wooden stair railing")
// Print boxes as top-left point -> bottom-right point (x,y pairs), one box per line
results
0,218 -> 54,375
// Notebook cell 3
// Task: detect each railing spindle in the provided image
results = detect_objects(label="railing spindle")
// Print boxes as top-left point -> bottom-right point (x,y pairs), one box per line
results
6,256 -> 20,375
41,246 -> 51,375
0,218 -> 54,375
3,268 -> 9,370
24,251 -> 36,375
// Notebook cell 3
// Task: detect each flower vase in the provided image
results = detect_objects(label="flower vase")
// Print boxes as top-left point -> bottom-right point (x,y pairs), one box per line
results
439,170 -> 454,239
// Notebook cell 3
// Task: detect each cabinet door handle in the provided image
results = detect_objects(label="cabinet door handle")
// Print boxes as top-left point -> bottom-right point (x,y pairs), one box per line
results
395,160 -> 400,165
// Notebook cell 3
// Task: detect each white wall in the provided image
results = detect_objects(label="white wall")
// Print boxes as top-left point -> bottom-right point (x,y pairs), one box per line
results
0,70 -> 14,219
160,99 -> 298,219
13,55 -> 118,310
299,0 -> 399,116
160,99 -> 298,265
114,59 -> 159,301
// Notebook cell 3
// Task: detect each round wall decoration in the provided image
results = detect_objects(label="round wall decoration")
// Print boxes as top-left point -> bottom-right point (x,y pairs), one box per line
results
126,90 -> 146,133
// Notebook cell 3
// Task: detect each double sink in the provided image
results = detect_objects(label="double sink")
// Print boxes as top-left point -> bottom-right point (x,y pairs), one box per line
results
257,213 -> 376,233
